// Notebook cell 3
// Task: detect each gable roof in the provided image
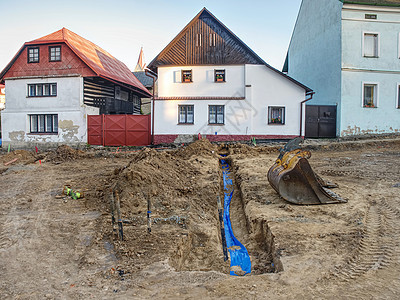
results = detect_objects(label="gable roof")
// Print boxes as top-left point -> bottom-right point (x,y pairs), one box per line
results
340,0 -> 400,6
149,7 -> 312,93
148,8 -> 265,68
0,28 -> 151,97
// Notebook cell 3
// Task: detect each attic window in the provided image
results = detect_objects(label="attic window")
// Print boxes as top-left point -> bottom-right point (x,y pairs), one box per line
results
209,33 -> 216,47
182,70 -> 192,83
215,70 -> 225,82
28,47 -> 39,63
365,14 -> 377,20
196,34 -> 202,47
49,46 -> 61,62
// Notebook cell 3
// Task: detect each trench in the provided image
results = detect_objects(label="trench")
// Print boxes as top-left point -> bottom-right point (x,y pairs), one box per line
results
220,155 -> 251,276
219,147 -> 282,275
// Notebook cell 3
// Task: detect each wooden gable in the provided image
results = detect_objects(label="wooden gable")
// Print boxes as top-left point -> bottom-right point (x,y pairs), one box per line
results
149,8 -> 265,69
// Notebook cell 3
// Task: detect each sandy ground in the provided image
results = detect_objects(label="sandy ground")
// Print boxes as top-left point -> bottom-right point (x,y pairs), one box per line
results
0,137 -> 399,299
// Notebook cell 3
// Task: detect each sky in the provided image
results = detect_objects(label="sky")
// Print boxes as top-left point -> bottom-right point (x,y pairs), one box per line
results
0,0 -> 302,73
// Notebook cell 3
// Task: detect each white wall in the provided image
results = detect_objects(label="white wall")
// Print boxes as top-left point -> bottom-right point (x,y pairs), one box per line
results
1,76 -> 99,148
158,65 -> 245,98
154,64 -> 306,138
341,4 -> 400,136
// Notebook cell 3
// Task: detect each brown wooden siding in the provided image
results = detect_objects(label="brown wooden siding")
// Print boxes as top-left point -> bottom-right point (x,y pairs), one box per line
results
150,11 -> 263,68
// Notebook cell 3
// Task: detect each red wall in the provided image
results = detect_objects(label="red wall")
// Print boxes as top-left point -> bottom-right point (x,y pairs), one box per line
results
4,43 -> 95,79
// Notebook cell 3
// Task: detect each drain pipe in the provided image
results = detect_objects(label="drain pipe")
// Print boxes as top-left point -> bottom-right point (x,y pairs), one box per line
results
145,68 -> 157,144
299,91 -> 315,137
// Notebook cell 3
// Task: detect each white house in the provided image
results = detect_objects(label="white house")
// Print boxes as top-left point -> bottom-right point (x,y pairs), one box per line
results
0,28 -> 151,148
148,8 -> 313,144
284,0 -> 400,137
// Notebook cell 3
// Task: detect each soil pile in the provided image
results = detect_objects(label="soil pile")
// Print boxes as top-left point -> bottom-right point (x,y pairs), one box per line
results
46,145 -> 85,162
0,150 -> 36,165
175,138 -> 219,159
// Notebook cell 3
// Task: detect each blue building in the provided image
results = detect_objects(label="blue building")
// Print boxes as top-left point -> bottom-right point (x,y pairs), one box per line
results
284,0 -> 400,137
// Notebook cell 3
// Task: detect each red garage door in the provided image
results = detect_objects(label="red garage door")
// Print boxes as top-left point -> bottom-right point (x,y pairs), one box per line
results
88,114 -> 151,146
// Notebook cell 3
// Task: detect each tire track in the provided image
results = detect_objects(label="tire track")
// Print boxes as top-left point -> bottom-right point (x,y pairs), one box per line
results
334,201 -> 399,282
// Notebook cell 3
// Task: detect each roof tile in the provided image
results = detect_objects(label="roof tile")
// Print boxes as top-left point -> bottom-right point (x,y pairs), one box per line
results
26,28 -> 150,96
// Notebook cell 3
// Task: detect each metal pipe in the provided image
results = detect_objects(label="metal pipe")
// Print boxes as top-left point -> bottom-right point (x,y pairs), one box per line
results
145,68 -> 157,144
299,91 -> 315,137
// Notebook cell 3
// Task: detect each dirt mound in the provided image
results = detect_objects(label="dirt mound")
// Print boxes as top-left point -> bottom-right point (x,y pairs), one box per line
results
0,150 -> 36,165
46,145 -> 85,162
228,143 -> 280,157
176,138 -> 219,159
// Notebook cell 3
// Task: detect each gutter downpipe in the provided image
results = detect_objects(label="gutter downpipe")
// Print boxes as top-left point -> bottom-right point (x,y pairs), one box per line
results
145,69 -> 157,145
300,91 -> 315,137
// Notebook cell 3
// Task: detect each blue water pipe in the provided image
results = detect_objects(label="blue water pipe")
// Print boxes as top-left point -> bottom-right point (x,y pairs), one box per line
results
220,158 -> 251,276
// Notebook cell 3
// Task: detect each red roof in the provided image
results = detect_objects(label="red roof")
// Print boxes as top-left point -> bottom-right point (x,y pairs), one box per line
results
1,28 -> 151,96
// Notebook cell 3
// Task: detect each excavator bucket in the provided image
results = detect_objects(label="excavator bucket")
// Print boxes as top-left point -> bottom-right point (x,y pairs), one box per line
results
267,138 -> 346,205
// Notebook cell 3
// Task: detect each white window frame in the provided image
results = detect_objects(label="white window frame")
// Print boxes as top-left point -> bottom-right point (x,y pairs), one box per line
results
27,83 -> 57,97
362,82 -> 379,108
178,104 -> 194,124
208,105 -> 224,125
268,106 -> 286,125
398,33 -> 400,59
362,31 -> 379,58
29,114 -> 58,134
49,45 -> 61,62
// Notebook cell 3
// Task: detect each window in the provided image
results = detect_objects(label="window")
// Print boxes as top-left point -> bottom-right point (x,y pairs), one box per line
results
363,84 -> 377,108
28,83 -> 57,97
49,46 -> 61,62
398,33 -> 400,59
268,106 -> 285,125
30,114 -> 58,133
209,105 -> 224,124
209,33 -> 216,47
363,33 -> 379,57
28,47 -> 39,63
182,70 -> 192,83
397,85 -> 400,108
178,105 -> 194,124
196,34 -> 202,47
215,70 -> 225,82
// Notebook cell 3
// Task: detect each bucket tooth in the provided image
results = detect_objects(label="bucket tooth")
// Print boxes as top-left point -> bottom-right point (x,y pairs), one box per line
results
267,140 -> 346,205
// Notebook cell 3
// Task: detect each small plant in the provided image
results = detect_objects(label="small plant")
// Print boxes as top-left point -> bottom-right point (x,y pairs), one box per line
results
364,101 -> 375,108
216,75 -> 224,82
271,117 -> 282,123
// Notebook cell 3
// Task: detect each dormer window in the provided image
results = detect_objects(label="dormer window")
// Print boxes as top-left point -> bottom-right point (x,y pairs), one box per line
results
28,47 -> 39,63
49,46 -> 61,62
